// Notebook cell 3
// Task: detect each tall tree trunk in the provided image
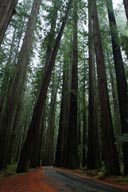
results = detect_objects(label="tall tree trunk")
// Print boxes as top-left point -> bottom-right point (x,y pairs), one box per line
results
66,0 -> 79,169
82,61 -> 87,167
0,15 -> 26,115
107,53 -> 121,145
30,0 -> 59,168
0,0 -> 18,44
7,101 -> 23,164
0,0 -> 41,170
106,0 -> 128,175
16,0 -> 73,173
44,0 -> 59,70
92,0 -> 120,175
54,50 -> 70,167
37,107 -> 47,166
0,27 -> 17,115
108,64 -> 122,156
87,0 -> 99,170
123,0 -> 128,20
41,75 -> 59,166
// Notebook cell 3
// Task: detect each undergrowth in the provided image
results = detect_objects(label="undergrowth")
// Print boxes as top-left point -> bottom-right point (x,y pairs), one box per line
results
0,163 -> 17,180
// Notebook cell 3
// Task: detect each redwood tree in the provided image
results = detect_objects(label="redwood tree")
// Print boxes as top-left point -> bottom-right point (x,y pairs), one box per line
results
0,0 -> 41,170
92,0 -> 120,175
54,41 -> 71,167
66,0 -> 79,169
41,74 -> 59,166
16,0 -> 73,173
106,0 -> 128,175
123,0 -> 128,20
30,0 -> 59,168
87,0 -> 99,170
0,0 -> 18,44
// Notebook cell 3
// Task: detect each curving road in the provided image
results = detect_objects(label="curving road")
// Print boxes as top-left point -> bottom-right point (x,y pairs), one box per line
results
44,167 -> 128,192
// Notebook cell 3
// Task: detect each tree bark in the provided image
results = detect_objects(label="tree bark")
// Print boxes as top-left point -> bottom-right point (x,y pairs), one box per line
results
92,0 -> 120,175
16,0 -> 73,173
123,0 -> 128,20
66,0 -> 79,169
41,75 -> 59,166
0,0 -> 41,170
87,0 -> 99,169
0,15 -> 26,116
54,49 -> 70,167
107,53 -> 121,145
106,0 -> 128,175
0,0 -> 18,44
82,61 -> 87,167
30,0 -> 59,168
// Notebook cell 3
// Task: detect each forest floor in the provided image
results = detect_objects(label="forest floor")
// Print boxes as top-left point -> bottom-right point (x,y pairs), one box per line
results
0,167 -> 56,192
0,166 -> 128,192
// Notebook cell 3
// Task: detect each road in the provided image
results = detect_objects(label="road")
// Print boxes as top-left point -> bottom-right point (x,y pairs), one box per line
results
44,167 -> 128,192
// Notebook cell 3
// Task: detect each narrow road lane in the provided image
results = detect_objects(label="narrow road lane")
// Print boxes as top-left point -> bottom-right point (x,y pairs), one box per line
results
44,167 -> 128,192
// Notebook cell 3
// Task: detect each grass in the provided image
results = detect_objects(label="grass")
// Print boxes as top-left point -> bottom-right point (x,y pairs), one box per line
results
116,176 -> 128,184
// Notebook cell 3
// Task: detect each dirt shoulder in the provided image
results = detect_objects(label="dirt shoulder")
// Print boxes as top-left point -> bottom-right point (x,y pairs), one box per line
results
0,167 -> 56,192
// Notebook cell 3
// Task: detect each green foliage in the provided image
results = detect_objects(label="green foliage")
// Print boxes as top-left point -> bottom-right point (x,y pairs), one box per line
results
117,176 -> 128,184
0,163 -> 17,179
96,171 -> 105,179
0,51 -> 7,83
87,169 -> 100,177
31,66 -> 44,101
119,133 -> 128,142
120,26 -> 128,57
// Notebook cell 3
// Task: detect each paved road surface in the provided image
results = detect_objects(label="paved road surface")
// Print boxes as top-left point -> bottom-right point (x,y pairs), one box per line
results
44,167 -> 128,192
